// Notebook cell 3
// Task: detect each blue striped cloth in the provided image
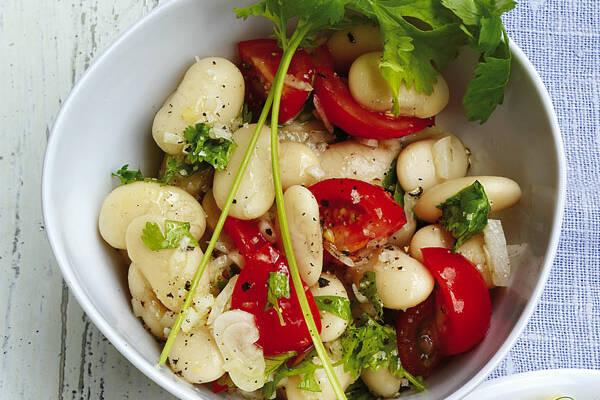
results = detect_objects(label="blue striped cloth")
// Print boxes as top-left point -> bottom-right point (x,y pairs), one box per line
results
491,0 -> 600,376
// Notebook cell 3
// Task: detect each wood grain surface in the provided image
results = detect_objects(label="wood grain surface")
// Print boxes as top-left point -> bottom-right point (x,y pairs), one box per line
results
0,1 -> 176,398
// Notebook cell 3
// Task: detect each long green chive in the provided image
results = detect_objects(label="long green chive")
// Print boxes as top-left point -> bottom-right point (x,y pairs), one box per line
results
269,26 -> 346,400
157,89 -> 274,366
158,24 -> 346,400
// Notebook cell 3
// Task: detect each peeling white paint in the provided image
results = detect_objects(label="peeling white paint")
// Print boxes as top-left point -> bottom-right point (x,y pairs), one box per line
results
0,0 -> 174,398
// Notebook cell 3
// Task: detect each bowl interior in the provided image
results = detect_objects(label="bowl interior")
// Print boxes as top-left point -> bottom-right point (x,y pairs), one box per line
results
42,1 -> 564,399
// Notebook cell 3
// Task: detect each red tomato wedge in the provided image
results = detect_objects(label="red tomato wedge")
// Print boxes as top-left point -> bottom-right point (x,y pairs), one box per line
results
421,247 -> 492,356
238,39 -> 315,124
396,295 -> 443,378
313,72 -> 434,139
225,218 -> 322,356
309,178 -> 406,253
310,45 -> 335,74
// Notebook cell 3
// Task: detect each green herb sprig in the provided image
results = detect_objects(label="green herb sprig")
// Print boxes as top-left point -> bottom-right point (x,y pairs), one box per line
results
437,180 -> 491,250
359,271 -> 384,319
265,271 -> 291,326
382,159 -> 404,207
141,220 -> 199,251
314,296 -> 352,320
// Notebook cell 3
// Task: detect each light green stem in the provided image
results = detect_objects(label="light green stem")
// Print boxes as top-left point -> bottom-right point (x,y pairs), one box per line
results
269,29 -> 347,400
158,89 -> 274,366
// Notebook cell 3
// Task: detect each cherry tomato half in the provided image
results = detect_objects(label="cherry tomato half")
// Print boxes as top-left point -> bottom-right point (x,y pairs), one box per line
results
309,178 -> 406,253
226,218 -> 322,356
421,247 -> 492,356
238,39 -> 315,124
309,45 -> 335,74
396,295 -> 443,378
313,72 -> 434,139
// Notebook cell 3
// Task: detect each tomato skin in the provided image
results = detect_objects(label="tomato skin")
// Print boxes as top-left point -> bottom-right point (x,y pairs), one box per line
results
226,218 -> 322,356
310,45 -> 335,74
238,39 -> 315,124
223,217 -> 268,255
421,247 -> 492,356
313,72 -> 434,139
396,295 -> 443,378
308,178 -> 406,253
211,380 -> 229,393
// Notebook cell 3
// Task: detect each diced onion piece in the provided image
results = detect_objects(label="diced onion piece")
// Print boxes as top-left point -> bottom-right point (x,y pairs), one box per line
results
212,310 -> 265,392
352,283 -> 368,303
357,138 -> 379,148
306,165 -> 326,181
211,125 -> 233,140
284,74 -> 313,91
483,219 -> 511,286
208,275 -> 238,326
313,95 -> 334,133
163,131 -> 183,144
258,218 -> 277,243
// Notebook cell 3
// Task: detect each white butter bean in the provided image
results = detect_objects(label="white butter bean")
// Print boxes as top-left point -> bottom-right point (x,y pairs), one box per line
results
431,135 -> 469,180
319,139 -> 401,185
213,124 -> 274,220
212,310 -> 265,392
414,176 -> 522,223
98,181 -> 206,249
396,139 -> 439,192
409,224 -> 453,263
362,367 -> 403,398
348,52 -> 449,118
279,142 -> 322,189
128,263 -> 175,340
396,135 -> 469,192
168,326 -> 225,384
326,25 -> 383,72
409,224 -> 495,288
310,273 -> 349,342
125,215 -> 209,312
152,57 -> 244,154
285,347 -> 355,400
281,186 -> 323,286
360,246 -> 434,311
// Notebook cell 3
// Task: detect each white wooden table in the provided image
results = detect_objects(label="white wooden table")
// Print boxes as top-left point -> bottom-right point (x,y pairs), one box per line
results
0,1 -> 176,398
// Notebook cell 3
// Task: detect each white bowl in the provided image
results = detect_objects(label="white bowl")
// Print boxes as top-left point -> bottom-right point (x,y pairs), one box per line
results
42,1 -> 566,399
464,369 -> 600,400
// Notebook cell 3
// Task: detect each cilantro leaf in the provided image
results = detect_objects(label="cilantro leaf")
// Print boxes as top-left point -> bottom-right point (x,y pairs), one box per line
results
141,220 -> 199,251
314,296 -> 352,320
264,352 -> 296,379
235,0 -> 347,50
160,156 -> 180,185
183,123 -> 236,171
437,180 -> 490,250
341,314 -> 398,378
362,1 -> 466,114
358,271 -> 383,319
265,271 -> 291,326
463,53 -> 510,122
341,314 -> 426,392
112,164 -> 145,184
263,350 -> 322,398
382,159 -> 404,207
298,371 -> 322,392
388,357 -> 426,392
441,0 -> 516,122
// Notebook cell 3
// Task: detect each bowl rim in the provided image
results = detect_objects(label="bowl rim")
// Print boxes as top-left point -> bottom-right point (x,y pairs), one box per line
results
464,369 -> 600,399
41,1 -> 567,399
